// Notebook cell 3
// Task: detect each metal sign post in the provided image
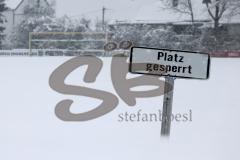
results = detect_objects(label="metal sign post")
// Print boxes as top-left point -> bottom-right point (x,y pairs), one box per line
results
129,47 -> 210,137
161,76 -> 175,137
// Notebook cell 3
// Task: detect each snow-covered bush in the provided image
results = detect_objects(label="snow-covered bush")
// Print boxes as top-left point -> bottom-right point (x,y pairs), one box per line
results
109,24 -> 152,46
142,28 -> 180,49
200,27 -> 240,52
10,3 -> 55,48
10,3 -> 91,49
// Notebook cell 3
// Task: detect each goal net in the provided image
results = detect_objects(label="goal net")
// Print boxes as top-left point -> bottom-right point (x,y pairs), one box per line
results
29,32 -> 110,56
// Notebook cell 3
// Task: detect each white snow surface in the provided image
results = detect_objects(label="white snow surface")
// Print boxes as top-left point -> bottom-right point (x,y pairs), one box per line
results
0,57 -> 240,160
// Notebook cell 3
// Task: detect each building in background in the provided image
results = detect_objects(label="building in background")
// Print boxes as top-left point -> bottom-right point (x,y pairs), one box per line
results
2,0 -> 49,37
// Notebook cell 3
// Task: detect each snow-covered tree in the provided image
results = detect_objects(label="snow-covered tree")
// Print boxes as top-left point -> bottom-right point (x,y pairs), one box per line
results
11,2 -> 55,48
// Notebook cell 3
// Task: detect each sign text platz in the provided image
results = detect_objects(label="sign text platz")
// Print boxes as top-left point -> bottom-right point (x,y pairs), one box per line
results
130,47 -> 210,79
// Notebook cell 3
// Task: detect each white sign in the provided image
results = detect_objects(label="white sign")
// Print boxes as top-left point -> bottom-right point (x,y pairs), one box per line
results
130,47 -> 210,79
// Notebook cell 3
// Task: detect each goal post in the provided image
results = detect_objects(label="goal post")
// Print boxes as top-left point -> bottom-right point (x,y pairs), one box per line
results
29,32 -> 111,56
29,31 -> 131,56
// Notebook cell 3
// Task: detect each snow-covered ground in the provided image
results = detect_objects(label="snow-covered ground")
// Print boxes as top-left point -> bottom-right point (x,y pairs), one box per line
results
0,57 -> 239,160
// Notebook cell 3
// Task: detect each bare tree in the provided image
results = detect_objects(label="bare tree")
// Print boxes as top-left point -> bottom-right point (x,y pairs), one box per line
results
162,0 -> 195,24
202,0 -> 240,30
227,0 -> 240,18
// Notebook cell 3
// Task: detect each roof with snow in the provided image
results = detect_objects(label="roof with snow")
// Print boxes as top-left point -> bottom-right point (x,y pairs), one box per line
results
6,0 -> 49,10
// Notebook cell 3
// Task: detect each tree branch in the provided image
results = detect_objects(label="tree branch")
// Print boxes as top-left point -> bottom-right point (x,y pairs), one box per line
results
206,3 -> 216,20
218,1 -> 227,19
